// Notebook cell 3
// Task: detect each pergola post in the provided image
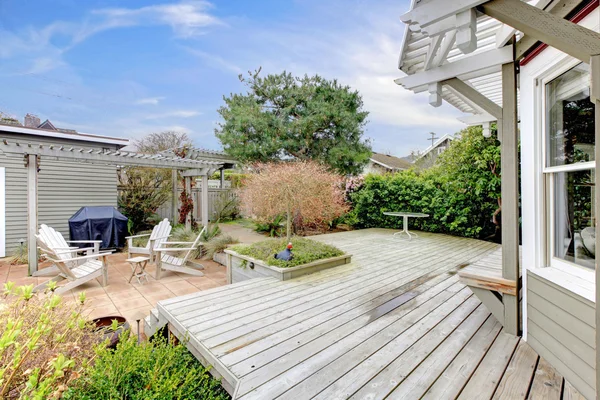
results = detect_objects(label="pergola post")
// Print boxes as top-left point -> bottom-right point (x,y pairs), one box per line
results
171,169 -> 178,224
220,168 -> 225,189
26,154 -> 38,275
201,174 -> 209,228
500,55 -> 520,336
184,176 -> 192,230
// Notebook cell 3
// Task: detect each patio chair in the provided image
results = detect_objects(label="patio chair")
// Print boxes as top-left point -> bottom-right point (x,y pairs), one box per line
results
34,239 -> 112,295
154,226 -> 206,279
126,218 -> 172,262
34,224 -> 102,277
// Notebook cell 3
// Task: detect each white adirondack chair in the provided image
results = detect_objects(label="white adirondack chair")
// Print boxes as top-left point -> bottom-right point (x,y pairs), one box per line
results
35,224 -> 102,277
34,238 -> 111,295
126,218 -> 172,262
154,226 -> 206,279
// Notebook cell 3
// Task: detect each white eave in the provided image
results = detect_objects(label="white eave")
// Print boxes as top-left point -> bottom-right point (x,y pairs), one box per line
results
0,124 -> 130,147
396,1 -> 543,123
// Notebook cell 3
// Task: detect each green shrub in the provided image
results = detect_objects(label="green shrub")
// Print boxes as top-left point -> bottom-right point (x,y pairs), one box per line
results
7,242 -> 28,265
65,333 -> 229,400
231,237 -> 344,268
254,214 -> 285,237
349,126 -> 501,239
213,193 -> 240,221
203,235 -> 240,259
0,283 -> 102,399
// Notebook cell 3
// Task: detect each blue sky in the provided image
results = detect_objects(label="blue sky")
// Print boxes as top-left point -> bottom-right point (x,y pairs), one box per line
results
0,0 -> 464,156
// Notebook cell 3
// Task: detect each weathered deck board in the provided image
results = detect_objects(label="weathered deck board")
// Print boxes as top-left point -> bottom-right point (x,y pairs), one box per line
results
155,228 -> 582,399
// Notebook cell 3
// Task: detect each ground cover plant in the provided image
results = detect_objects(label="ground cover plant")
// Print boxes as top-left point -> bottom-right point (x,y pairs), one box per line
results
0,283 -> 101,399
230,237 -> 344,268
65,333 -> 229,400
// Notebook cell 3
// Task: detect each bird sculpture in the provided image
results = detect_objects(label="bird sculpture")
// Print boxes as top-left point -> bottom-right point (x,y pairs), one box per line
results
274,242 -> 294,261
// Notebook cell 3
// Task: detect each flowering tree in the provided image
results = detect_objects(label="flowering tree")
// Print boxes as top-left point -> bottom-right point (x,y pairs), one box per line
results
239,161 -> 349,241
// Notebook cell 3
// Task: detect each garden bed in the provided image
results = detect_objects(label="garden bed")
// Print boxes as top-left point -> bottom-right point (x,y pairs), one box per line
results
224,238 -> 351,282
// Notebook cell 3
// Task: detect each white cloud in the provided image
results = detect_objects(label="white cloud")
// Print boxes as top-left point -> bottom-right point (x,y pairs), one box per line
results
90,1 -> 224,40
143,110 -> 202,120
135,97 -> 165,106
183,47 -> 242,74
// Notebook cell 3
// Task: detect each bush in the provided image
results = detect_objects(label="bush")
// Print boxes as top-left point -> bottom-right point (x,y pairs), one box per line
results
65,333 -> 229,400
238,161 -> 348,241
254,214 -> 285,237
0,283 -> 102,399
169,223 -> 221,259
203,235 -> 240,259
213,192 -> 240,221
230,237 -> 344,268
118,167 -> 171,233
349,126 -> 501,239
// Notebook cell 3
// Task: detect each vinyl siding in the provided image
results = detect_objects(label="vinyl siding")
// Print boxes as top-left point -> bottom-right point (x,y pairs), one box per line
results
526,271 -> 595,400
0,131 -> 120,254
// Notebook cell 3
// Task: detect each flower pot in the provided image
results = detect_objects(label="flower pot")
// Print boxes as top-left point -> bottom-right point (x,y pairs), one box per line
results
92,316 -> 130,349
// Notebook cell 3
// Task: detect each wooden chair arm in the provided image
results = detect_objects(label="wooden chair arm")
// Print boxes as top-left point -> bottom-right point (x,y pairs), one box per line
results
125,234 -> 151,239
67,240 -> 103,244
47,251 -> 114,263
155,247 -> 197,252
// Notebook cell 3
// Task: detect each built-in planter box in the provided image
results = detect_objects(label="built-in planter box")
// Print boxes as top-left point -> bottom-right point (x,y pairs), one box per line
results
224,249 -> 352,283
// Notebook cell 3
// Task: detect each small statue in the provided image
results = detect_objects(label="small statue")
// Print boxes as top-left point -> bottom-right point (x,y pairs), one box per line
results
274,242 -> 294,261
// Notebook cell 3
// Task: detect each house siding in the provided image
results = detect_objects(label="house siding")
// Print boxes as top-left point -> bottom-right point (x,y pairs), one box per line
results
0,131 -> 120,254
526,271 -> 595,399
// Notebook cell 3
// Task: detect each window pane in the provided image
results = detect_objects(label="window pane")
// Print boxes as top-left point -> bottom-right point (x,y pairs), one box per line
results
553,169 -> 595,269
546,63 -> 594,167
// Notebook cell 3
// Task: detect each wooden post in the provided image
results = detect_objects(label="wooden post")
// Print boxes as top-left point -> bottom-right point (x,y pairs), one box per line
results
184,176 -> 191,230
501,55 -> 520,336
220,168 -> 225,189
201,174 -> 209,228
27,154 -> 38,275
171,169 -> 178,224
590,54 -> 600,400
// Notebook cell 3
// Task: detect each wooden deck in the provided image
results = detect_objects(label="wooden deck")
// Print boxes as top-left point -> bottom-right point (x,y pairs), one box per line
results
156,229 -> 586,399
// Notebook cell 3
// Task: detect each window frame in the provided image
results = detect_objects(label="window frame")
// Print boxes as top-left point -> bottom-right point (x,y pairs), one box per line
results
541,60 -> 595,274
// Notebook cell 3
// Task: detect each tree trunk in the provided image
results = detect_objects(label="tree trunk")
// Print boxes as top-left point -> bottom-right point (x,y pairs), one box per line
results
286,205 -> 292,242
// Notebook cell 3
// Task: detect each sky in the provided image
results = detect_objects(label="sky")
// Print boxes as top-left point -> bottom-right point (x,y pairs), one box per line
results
0,0 -> 465,157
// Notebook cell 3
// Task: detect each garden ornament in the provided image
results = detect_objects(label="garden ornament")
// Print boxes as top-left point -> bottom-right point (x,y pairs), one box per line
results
274,242 -> 294,261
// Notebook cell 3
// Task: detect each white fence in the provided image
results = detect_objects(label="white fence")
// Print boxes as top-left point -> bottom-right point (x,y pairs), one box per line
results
155,187 -> 236,222
118,185 -> 237,223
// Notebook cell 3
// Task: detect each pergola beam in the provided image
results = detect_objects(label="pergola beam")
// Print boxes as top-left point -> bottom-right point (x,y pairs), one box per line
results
480,0 -> 600,63
1,140 -> 223,170
514,0 -> 583,60
395,46 -> 514,90
441,78 -> 503,119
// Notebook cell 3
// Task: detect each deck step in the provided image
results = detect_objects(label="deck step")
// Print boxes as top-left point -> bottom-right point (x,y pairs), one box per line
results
145,308 -> 168,337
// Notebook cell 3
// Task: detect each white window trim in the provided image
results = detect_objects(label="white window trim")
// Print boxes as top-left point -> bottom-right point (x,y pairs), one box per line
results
529,53 -> 596,301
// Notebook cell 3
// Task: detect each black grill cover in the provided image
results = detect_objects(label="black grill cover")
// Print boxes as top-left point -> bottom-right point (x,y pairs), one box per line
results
68,206 -> 128,249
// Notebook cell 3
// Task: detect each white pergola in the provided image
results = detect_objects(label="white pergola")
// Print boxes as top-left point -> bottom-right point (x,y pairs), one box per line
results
0,139 -> 225,274
396,0 -> 600,394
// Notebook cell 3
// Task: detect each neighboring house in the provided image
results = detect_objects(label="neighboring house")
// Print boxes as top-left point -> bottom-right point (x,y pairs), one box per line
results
0,115 -> 129,256
363,152 -> 412,175
398,0 -> 600,397
415,133 -> 454,168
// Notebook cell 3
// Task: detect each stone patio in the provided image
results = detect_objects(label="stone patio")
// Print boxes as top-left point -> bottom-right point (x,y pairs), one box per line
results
0,252 -> 228,335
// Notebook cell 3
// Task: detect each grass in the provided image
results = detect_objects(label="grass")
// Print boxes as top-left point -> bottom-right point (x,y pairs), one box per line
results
230,237 -> 344,268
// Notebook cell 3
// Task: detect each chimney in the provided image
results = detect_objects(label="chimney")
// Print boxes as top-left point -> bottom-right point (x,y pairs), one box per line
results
24,113 -> 41,128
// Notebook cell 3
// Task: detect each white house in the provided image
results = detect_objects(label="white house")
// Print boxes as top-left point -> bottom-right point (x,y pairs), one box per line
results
398,0 -> 600,398
415,133 -> 455,167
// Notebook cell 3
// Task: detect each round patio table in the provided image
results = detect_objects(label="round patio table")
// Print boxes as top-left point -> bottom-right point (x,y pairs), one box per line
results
383,212 -> 429,240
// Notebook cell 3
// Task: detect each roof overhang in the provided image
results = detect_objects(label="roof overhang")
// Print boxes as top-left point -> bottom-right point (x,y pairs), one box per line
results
396,0 -> 600,127
0,124 -> 130,147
